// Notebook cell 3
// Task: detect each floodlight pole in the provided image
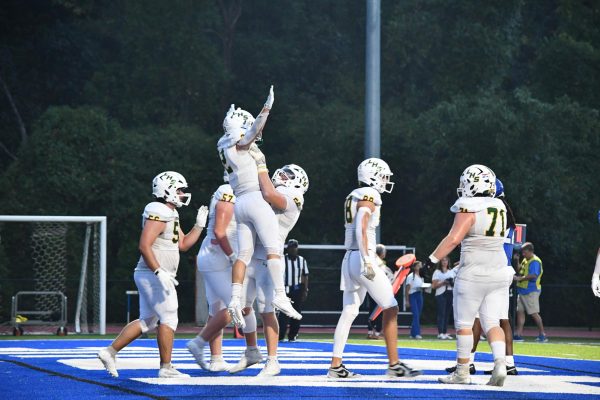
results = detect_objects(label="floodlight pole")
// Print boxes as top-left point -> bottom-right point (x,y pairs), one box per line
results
366,0 -> 381,241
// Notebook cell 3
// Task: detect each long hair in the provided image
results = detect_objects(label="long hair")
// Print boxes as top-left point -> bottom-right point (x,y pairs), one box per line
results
500,197 -> 516,229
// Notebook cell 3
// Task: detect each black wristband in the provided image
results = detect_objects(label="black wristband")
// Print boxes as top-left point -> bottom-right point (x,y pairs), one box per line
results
154,269 -> 159,275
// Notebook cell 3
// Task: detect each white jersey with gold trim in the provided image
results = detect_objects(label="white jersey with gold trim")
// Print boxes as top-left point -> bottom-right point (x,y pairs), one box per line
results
451,196 -> 508,282
219,145 -> 260,197
135,202 -> 180,275
343,187 -> 381,252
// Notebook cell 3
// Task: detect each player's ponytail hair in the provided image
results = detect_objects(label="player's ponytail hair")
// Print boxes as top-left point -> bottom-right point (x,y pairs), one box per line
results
499,197 -> 516,229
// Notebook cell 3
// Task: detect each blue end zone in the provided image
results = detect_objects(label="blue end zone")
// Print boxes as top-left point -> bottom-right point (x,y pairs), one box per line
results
0,339 -> 599,399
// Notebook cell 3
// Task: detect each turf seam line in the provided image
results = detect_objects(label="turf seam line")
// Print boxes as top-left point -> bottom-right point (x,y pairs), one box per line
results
0,358 -> 168,399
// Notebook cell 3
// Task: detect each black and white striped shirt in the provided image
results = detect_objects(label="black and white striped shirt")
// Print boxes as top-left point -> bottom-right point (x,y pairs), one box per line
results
283,254 -> 309,292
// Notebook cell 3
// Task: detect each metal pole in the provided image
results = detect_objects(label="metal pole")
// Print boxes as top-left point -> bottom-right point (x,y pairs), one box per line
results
365,0 -> 381,160
366,0 -> 381,241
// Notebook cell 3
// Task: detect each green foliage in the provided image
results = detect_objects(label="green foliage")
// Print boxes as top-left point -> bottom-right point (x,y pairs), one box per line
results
1,0 -> 599,326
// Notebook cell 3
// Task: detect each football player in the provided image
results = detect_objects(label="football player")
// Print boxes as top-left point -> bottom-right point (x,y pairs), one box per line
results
230,158 -> 309,377
217,86 -> 300,328
98,171 -> 208,378
328,158 -> 421,379
426,164 -> 510,387
445,178 -> 519,376
186,171 -> 237,372
593,211 -> 600,297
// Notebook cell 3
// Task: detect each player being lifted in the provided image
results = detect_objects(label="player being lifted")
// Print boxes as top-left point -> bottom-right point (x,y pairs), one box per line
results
328,158 -> 421,379
426,164 -> 510,387
186,171 -> 237,372
98,171 -> 208,378
215,86 -> 300,328
230,152 -> 310,377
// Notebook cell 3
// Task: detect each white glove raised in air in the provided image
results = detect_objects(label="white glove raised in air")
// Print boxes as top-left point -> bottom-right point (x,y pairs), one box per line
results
195,205 -> 209,229
592,273 -> 600,297
248,143 -> 267,173
264,85 -> 274,109
154,268 -> 177,293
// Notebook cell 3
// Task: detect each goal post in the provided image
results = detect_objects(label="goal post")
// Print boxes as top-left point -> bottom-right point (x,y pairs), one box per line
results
0,215 -> 107,335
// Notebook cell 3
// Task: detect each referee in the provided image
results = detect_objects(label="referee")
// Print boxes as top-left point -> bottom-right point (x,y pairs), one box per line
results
278,239 -> 309,342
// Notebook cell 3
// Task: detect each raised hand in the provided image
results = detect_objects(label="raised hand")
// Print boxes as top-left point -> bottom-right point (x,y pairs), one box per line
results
195,205 -> 209,229
264,85 -> 274,109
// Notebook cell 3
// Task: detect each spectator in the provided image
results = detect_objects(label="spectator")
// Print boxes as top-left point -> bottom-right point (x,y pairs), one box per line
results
278,239 -> 309,342
432,256 -> 455,339
514,242 -> 547,342
405,261 -> 425,339
367,244 -> 394,339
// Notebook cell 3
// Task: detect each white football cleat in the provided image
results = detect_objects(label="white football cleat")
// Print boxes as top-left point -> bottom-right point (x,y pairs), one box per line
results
257,358 -> 281,377
486,359 -> 507,387
208,359 -> 231,372
97,347 -> 118,377
158,364 -> 190,378
438,363 -> 471,384
272,294 -> 302,320
229,347 -> 264,374
227,301 -> 246,329
186,339 -> 206,368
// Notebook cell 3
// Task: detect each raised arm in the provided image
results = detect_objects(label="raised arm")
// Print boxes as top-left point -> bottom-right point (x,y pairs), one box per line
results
237,85 -> 274,148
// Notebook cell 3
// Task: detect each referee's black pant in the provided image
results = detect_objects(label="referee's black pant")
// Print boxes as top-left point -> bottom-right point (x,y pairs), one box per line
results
278,287 -> 304,341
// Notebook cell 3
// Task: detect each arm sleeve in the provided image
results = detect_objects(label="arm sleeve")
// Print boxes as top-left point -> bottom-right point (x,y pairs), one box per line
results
595,249 -> 600,275
237,111 -> 269,146
354,206 -> 372,260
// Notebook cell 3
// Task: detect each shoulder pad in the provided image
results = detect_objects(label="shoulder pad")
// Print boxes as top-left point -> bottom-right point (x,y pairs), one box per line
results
214,184 -> 236,203
450,197 -> 497,213
278,186 -> 304,210
350,187 -> 382,206
217,135 -> 236,151
143,202 -> 175,222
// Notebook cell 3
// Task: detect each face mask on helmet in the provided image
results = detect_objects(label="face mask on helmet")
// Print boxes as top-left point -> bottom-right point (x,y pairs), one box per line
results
271,164 -> 309,194
222,105 -> 255,144
357,158 -> 394,194
456,164 -> 496,198
152,171 -> 191,208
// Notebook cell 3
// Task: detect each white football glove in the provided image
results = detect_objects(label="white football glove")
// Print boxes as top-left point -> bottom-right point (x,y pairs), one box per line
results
592,273 -> 600,297
264,85 -> 274,109
248,144 -> 268,173
361,257 -> 376,281
154,268 -> 176,293
195,205 -> 209,229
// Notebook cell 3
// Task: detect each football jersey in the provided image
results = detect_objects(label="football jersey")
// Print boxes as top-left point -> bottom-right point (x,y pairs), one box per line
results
343,187 -> 381,252
135,202 -> 180,274
254,186 -> 304,260
451,196 -> 508,282
218,145 -> 260,196
206,184 -> 238,246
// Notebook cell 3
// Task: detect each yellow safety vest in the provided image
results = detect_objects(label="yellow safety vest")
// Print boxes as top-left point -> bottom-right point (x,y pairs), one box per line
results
517,255 -> 543,291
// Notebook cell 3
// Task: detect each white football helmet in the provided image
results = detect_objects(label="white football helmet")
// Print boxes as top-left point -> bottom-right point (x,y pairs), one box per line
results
222,104 -> 255,144
152,171 -> 191,207
357,158 -> 394,193
457,164 -> 496,198
272,164 -> 309,194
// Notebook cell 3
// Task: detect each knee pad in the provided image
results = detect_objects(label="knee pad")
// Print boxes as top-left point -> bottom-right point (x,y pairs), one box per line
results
139,316 -> 159,333
479,316 -> 500,335
342,303 -> 360,320
242,310 -> 257,333
160,314 -> 178,332
237,250 -> 252,266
